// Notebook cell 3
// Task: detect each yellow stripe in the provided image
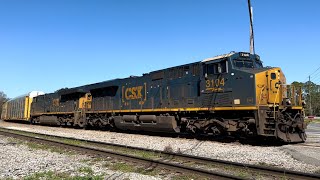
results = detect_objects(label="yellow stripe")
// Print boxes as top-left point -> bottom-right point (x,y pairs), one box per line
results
87,106 -> 258,113
291,106 -> 303,110
32,111 -> 74,116
23,96 -> 29,119
31,106 -> 258,116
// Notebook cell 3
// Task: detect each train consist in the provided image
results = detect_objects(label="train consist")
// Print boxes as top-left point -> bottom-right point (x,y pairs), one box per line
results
1,52 -> 306,143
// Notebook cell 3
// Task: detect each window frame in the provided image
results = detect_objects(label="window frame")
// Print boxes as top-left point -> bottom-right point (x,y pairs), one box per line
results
204,60 -> 228,75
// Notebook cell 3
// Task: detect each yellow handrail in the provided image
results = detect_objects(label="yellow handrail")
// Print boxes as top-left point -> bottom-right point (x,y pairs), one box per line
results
273,86 -> 280,118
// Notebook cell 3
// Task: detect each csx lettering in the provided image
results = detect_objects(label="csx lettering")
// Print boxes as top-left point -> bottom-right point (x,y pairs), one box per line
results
125,86 -> 143,100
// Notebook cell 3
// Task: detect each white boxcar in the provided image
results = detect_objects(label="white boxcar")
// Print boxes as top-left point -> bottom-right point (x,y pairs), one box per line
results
1,91 -> 44,121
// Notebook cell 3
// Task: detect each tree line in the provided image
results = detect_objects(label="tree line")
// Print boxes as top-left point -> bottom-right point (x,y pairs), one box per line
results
0,91 -> 9,117
292,81 -> 320,116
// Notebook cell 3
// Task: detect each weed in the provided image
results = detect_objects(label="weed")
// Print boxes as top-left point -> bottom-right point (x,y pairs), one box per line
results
78,166 -> 94,175
136,167 -> 160,176
24,171 -> 69,180
61,139 -> 83,146
164,145 -> 174,153
91,157 -> 104,162
24,141 -> 70,154
237,170 -> 249,179
23,170 -> 103,180
172,174 -> 207,180
280,175 -> 289,180
133,150 -> 160,159
104,162 -> 111,167
258,161 -> 270,167
6,137 -> 23,145
72,176 -> 103,180
80,159 -> 91,163
110,162 -> 135,172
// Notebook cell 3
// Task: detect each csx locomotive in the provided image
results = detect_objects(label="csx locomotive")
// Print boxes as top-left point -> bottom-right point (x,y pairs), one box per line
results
1,52 -> 306,143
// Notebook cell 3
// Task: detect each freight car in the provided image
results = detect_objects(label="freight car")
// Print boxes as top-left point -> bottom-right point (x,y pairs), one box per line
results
1,91 -> 44,121
2,52 -> 306,143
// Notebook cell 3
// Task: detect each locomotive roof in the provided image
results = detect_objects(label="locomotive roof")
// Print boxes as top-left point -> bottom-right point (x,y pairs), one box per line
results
8,91 -> 45,101
201,52 -> 236,63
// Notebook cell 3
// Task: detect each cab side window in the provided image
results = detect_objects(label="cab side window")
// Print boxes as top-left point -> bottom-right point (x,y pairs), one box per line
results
205,61 -> 228,75
207,64 -> 215,75
216,61 -> 227,73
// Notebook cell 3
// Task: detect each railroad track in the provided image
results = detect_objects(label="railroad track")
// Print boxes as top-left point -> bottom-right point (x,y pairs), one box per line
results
0,127 -> 319,180
294,143 -> 320,148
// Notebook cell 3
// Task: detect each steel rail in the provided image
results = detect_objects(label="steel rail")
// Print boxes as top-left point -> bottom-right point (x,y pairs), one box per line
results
0,128 -> 242,180
1,127 -> 320,180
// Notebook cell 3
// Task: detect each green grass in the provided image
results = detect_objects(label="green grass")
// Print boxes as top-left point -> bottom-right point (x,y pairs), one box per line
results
91,157 -> 104,162
23,171 -> 104,180
24,171 -> 65,180
280,176 -> 289,180
6,137 -> 23,145
136,167 -> 160,176
172,174 -> 208,180
258,161 -> 270,167
80,159 -> 92,163
132,150 -> 161,159
109,162 -> 160,176
24,141 -> 72,155
0,129 -> 76,154
61,139 -> 83,146
110,162 -> 135,172
2,177 -> 14,180
78,166 -> 94,175
237,170 -> 250,179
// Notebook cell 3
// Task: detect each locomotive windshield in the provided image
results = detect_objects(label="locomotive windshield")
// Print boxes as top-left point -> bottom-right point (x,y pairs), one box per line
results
234,60 -> 254,68
233,59 -> 263,68
255,60 -> 263,68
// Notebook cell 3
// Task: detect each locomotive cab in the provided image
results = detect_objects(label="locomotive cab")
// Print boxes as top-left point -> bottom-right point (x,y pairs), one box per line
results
201,52 -> 262,108
200,52 -> 306,142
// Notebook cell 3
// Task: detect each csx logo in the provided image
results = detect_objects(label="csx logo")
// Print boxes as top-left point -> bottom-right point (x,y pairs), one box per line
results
124,86 -> 144,100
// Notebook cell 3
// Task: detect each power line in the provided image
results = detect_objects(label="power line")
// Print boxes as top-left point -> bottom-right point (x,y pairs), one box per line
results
309,66 -> 320,76
305,65 -> 320,82
314,79 -> 320,85
312,75 -> 320,84
311,72 -> 320,81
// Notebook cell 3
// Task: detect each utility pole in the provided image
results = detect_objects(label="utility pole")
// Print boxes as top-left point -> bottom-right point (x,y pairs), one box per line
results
247,0 -> 255,54
309,76 -> 313,115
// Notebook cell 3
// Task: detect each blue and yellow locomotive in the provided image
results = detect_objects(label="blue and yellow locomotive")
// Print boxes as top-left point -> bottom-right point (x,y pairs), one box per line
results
2,52 -> 306,143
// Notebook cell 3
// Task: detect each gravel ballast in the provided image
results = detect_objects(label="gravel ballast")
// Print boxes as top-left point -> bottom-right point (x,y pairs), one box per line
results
0,135 -> 162,179
1,120 -> 319,174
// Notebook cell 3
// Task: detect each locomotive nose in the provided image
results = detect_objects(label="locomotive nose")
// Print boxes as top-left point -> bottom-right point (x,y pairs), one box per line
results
255,67 -> 286,106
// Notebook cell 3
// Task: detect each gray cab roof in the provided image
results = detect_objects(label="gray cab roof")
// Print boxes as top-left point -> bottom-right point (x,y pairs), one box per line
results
201,52 -> 236,63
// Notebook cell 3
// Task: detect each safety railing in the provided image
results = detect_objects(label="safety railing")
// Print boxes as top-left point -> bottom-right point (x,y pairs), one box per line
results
284,85 -> 303,106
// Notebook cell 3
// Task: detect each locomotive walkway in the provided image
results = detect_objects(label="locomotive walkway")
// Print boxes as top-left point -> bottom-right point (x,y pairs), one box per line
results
0,127 -> 319,180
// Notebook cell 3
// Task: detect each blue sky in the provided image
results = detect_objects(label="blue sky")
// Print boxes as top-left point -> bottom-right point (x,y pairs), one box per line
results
0,0 -> 319,98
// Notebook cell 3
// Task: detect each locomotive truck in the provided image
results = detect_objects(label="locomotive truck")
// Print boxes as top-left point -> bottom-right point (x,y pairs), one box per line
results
1,52 -> 306,143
